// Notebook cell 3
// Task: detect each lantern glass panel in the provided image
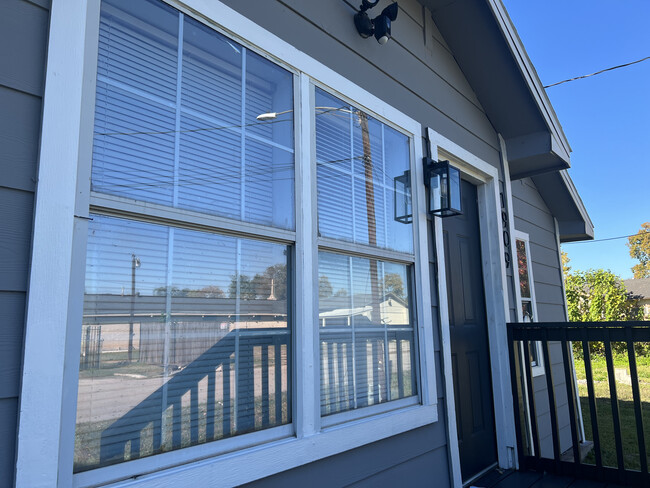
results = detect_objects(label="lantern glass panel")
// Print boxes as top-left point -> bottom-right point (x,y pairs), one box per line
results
394,171 -> 412,223
449,166 -> 461,212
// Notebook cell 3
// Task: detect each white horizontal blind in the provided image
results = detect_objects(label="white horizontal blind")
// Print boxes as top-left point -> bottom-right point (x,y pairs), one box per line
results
76,215 -> 291,471
92,0 -> 295,229
315,88 -> 413,253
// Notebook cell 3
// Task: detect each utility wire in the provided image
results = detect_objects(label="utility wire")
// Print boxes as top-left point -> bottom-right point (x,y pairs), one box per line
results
563,230 -> 649,244
544,56 -> 650,88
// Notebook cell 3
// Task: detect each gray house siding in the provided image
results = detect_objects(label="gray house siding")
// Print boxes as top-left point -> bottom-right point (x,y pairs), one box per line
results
0,0 -> 50,485
511,177 -> 573,458
242,411 -> 449,488
5,0 -> 584,484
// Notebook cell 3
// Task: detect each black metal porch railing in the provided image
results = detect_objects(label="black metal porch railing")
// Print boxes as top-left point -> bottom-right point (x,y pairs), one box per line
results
508,321 -> 650,487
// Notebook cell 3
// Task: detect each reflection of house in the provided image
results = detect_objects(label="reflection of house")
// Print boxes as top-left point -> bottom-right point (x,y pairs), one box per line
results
319,293 -> 409,326
3,0 -> 594,487
624,278 -> 650,319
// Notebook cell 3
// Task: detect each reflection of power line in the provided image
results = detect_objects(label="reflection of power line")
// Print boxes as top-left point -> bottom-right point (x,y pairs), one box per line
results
95,117 -> 291,137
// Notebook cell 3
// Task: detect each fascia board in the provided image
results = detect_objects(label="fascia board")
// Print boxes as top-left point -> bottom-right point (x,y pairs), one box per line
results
487,0 -> 572,160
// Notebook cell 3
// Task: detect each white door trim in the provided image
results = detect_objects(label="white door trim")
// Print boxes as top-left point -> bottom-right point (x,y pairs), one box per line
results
427,128 -> 515,487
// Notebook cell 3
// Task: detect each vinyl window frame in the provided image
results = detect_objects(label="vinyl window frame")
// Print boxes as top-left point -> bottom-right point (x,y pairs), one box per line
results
16,1 -> 438,487
513,230 -> 543,377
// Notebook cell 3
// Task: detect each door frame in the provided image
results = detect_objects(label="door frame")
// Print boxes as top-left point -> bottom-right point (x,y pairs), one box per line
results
427,128 -> 515,487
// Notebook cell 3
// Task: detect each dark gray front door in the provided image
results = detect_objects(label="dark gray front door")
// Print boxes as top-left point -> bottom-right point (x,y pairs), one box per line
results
443,180 -> 497,481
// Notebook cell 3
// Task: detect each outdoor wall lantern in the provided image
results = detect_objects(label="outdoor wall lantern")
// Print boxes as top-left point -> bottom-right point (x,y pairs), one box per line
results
354,1 -> 399,45
424,158 -> 462,217
394,170 -> 412,224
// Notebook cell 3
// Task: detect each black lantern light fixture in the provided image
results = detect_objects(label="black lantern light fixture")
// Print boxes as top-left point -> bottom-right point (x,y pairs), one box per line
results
393,170 -> 412,224
354,1 -> 399,45
424,158 -> 462,217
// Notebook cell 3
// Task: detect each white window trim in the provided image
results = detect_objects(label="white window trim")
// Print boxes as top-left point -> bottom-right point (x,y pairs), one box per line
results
17,1 -> 437,486
512,230 -> 544,377
427,128 -> 515,488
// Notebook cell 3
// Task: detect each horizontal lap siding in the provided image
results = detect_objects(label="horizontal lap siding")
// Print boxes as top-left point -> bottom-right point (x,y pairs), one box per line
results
242,411 -> 450,488
0,0 -> 49,485
512,178 -> 574,457
219,1 -> 502,483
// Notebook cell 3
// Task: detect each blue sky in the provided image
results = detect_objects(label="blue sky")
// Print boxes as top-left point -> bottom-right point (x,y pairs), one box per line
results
502,0 -> 650,279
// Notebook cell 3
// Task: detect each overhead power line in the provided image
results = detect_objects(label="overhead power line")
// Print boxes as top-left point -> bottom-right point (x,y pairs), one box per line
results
564,230 -> 649,244
544,56 -> 650,88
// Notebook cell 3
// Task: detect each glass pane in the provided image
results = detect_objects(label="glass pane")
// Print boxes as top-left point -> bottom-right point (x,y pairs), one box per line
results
318,252 -> 416,415
516,239 -> 530,298
315,88 -> 413,253
92,2 -> 294,229
75,215 -> 291,471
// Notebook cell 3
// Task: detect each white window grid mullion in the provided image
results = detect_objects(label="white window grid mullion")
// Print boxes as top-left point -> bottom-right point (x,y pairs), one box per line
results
349,106 -> 357,242
317,237 -> 414,265
295,73 -> 318,438
240,47 -> 247,222
89,192 -> 295,243
234,238 -> 242,429
382,262 -> 391,402
349,255 -> 358,410
162,227 -> 175,443
381,124 -> 388,248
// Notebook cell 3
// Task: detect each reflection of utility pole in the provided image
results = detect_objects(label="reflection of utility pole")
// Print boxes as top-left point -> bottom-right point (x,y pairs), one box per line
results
358,112 -> 380,325
129,253 -> 140,362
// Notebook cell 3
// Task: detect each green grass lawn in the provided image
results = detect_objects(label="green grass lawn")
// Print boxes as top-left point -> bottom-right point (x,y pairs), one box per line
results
574,348 -> 650,471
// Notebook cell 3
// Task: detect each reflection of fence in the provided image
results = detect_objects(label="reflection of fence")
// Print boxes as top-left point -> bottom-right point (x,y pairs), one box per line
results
508,321 -> 650,487
81,325 -> 102,370
320,329 -> 414,415
99,328 -> 290,468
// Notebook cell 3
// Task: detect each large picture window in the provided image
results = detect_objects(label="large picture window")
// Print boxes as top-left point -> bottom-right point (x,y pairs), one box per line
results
76,0 -> 294,472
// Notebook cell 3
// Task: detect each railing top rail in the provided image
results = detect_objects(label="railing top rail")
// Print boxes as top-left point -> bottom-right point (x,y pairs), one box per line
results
507,321 -> 650,342
508,320 -> 650,329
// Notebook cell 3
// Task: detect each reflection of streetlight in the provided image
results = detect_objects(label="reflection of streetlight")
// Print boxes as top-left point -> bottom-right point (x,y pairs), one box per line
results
128,254 -> 140,362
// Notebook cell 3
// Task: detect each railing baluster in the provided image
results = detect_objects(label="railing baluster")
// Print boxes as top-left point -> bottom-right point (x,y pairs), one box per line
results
582,336 -> 603,471
172,399 -> 181,449
626,329 -> 648,475
190,384 -> 198,445
522,339 -> 540,460
396,338 -> 404,398
372,340 -> 380,404
541,330 -> 561,469
508,325 -> 526,469
604,333 -> 625,477
223,357 -> 231,437
274,337 -> 282,424
328,340 -> 336,411
337,341 -> 347,410
561,329 -> 581,467
207,367 -> 215,441
261,344 -> 269,427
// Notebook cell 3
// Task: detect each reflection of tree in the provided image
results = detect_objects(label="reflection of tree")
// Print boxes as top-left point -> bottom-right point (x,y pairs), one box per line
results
384,273 -> 404,299
228,264 -> 288,300
154,285 -> 225,298
334,288 -> 348,297
319,275 -> 333,298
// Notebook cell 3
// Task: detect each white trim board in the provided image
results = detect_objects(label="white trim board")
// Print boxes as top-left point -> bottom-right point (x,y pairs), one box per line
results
18,0 -> 439,486
428,128 -> 516,487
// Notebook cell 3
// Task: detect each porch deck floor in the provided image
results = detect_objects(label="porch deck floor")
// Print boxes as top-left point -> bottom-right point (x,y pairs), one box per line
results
472,469 -> 627,488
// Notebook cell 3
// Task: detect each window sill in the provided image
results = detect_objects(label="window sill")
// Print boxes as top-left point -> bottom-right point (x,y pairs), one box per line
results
77,403 -> 437,487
